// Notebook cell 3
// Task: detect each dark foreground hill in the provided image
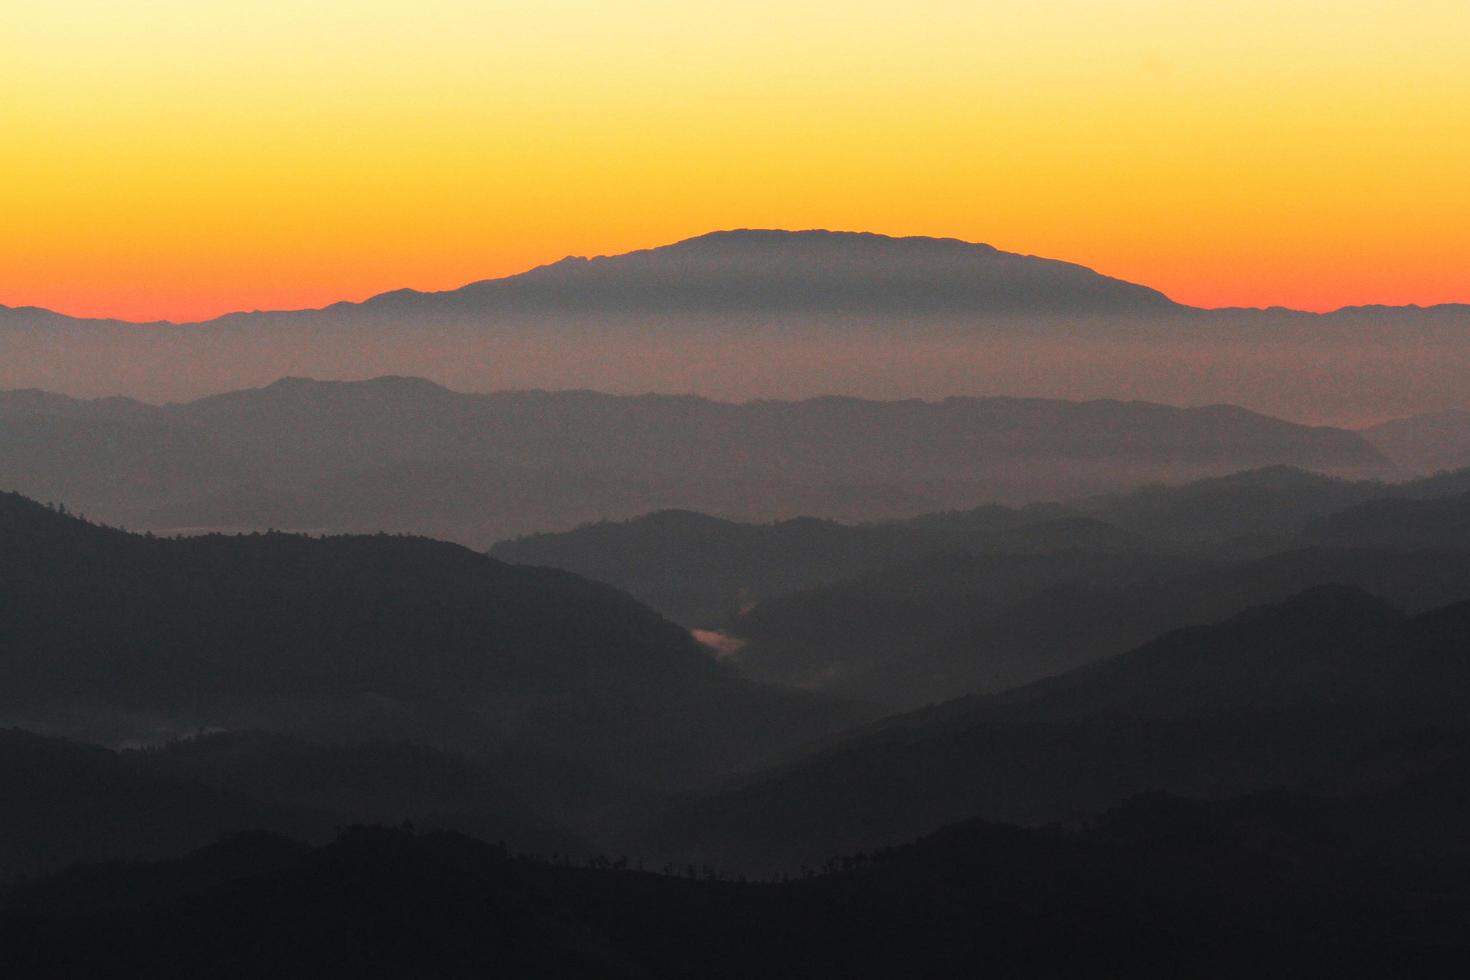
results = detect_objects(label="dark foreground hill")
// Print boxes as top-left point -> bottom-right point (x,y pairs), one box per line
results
0,728 -> 591,882
6,763 -> 1470,980
1302,488 -> 1470,549
649,586 -> 1470,868
0,493 -> 863,828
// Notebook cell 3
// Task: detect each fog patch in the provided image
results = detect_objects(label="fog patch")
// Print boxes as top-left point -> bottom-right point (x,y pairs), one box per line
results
692,629 -> 747,659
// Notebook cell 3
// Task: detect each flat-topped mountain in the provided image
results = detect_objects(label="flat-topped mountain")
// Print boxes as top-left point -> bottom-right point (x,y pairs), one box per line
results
2,231 -> 1179,326
356,229 -> 1180,316
4,230 -> 1469,419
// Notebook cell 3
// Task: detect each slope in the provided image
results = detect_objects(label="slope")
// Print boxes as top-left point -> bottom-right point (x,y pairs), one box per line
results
0,492 -> 863,826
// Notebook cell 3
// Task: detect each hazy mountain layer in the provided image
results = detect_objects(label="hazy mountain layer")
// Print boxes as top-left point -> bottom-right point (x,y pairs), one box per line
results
4,231 -> 1469,421
1360,408 -> 1470,474
0,377 -> 1390,548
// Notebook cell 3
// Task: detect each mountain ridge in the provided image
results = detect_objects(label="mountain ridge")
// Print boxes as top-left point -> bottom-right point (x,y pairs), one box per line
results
645,584 -> 1470,868
5,230 -> 1467,327
0,490 -> 867,827
0,377 -> 1393,547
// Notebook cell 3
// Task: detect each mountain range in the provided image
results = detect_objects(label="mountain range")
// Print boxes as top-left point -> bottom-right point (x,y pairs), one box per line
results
4,230 -> 1470,422
7,229 -> 1470,972
6,476 -> 1470,969
547,462 -> 1470,710
0,493 -> 863,832
647,584 -> 1470,869
0,377 -> 1393,547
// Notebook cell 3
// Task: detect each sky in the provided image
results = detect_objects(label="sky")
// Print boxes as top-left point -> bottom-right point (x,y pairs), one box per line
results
3,1 -> 1468,323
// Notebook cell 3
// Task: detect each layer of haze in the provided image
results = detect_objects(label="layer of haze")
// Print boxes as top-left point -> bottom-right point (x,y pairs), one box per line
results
5,1 -> 1469,322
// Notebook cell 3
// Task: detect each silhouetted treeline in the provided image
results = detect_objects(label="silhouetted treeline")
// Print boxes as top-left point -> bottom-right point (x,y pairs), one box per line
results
7,760 -> 1470,979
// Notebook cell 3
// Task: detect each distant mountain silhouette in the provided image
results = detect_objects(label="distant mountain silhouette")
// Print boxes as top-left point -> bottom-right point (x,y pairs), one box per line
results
355,229 -> 1179,316
1360,408 -> 1470,474
0,379 -> 1391,547
5,232 -> 1178,328
0,493 -> 863,829
1073,465 -> 1390,542
5,230 -> 1470,421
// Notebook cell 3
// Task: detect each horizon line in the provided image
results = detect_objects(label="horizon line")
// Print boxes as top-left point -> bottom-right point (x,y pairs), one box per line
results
5,228 -> 1469,326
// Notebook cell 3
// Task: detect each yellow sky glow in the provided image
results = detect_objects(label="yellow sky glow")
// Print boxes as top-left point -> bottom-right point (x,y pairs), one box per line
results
3,1 -> 1468,321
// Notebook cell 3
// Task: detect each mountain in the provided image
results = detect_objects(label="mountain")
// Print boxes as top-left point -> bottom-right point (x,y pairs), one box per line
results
1,231 -> 1176,332
8,771 -> 1470,979
0,378 -> 1390,547
359,229 -> 1180,316
126,732 -> 593,858
1360,408 -> 1470,474
488,464 -> 1470,709
489,506 -> 1077,627
496,510 -> 928,628
1303,489 -> 1470,549
486,467 -> 1391,627
0,728 -> 589,883
648,587 -> 1470,868
977,585 -> 1414,721
4,230 -> 1470,422
723,548 -> 1200,699
724,544 -> 1470,708
488,465 -> 1470,627
1075,465 -> 1391,542
0,492 -> 863,829
0,728 -> 282,882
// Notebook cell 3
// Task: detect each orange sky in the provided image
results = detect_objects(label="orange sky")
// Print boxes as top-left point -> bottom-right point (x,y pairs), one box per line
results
3,1 -> 1468,323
